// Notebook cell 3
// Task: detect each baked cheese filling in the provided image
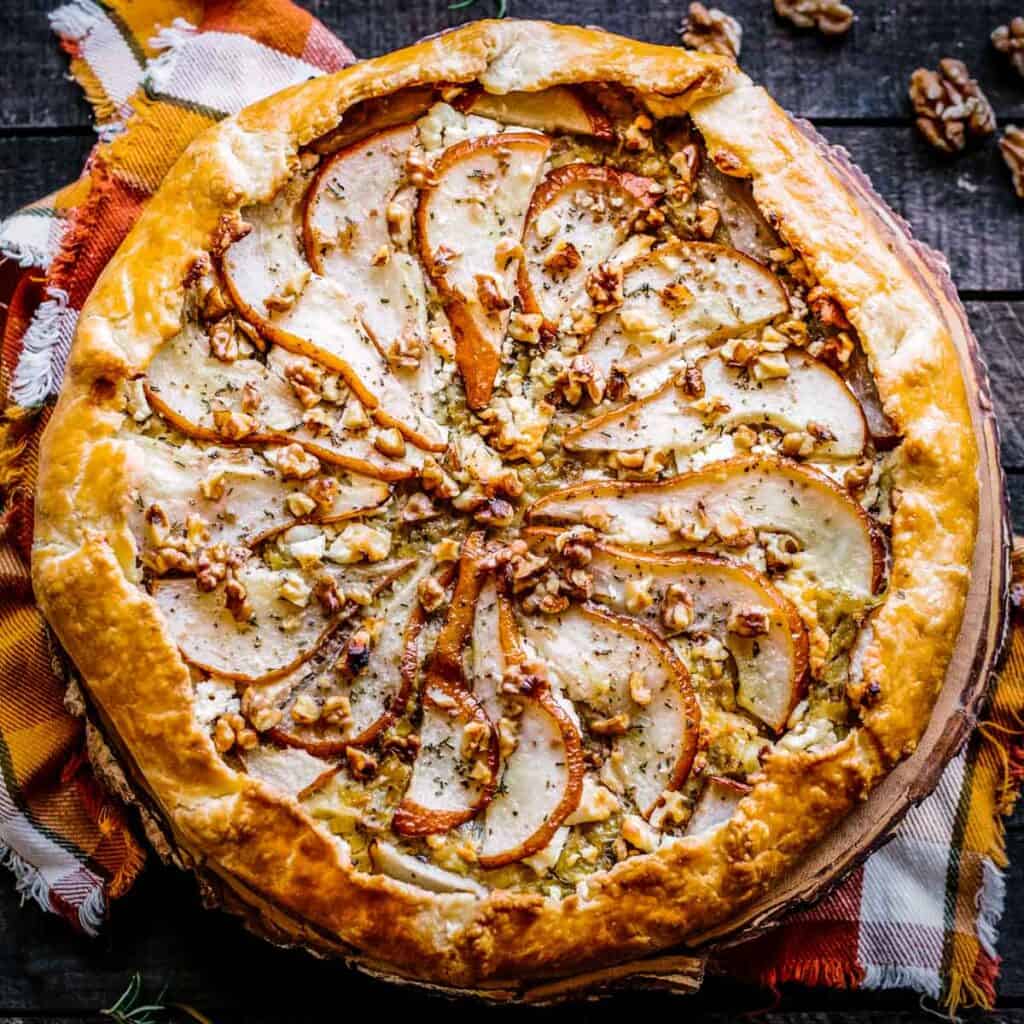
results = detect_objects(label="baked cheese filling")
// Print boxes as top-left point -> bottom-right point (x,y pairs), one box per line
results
125,85 -> 895,899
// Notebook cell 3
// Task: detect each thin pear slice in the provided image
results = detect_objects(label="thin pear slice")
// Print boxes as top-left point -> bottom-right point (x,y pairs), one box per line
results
220,182 -> 444,451
240,745 -> 336,800
258,276 -> 445,451
683,775 -> 751,837
270,562 -> 440,755
303,125 -> 430,369
417,132 -> 551,408
526,528 -> 808,733
528,455 -> 885,604
144,323 -> 421,481
471,578 -> 584,869
518,164 -> 659,332
151,558 -> 414,684
564,349 -> 867,460
123,436 -> 389,553
521,603 -> 700,818
583,242 -> 789,398
370,839 -> 486,896
311,87 -> 437,154
393,535 -> 499,836
453,86 -> 614,139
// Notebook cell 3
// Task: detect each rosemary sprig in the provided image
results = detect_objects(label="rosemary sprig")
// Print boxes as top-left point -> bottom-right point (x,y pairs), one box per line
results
101,974 -> 168,1024
449,0 -> 509,17
101,975 -> 215,1024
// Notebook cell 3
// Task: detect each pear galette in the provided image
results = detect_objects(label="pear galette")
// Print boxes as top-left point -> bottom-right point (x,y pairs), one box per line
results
32,21 -> 979,988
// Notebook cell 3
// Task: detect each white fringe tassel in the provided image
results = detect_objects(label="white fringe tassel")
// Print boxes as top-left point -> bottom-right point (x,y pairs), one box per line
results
48,0 -> 108,44
9,288 -> 78,409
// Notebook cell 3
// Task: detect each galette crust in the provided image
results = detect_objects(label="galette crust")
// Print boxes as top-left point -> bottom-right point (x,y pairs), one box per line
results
32,20 -> 977,987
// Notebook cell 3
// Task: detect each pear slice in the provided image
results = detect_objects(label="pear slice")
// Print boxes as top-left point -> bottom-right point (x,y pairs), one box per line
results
124,436 -> 389,552
303,125 -> 433,388
151,558 -> 414,684
270,562 -> 442,755
582,241 -> 789,398
240,744 -> 336,800
518,164 -> 659,332
454,86 -> 614,139
144,323 -> 421,481
521,603 -> 700,818
370,839 -> 486,896
564,348 -> 867,460
526,528 -> 808,733
471,578 -> 584,869
683,775 -> 751,837
220,182 -> 445,451
416,132 -> 551,408
311,87 -> 437,155
393,535 -> 499,835
528,455 -> 885,605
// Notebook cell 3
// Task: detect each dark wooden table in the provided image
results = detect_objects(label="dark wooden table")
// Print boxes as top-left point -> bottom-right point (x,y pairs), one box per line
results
2,1 -> 1023,1020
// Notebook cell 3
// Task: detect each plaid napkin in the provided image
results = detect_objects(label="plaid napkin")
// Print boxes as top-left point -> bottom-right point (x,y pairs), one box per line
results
0,1 -> 1020,1011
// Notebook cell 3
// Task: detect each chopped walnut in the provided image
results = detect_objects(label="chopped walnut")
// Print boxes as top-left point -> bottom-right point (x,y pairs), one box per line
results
993,18 -> 1024,79
555,525 -> 596,566
313,575 -> 344,615
844,459 -> 874,494
421,456 -> 461,500
373,427 -> 406,459
694,201 -> 721,240
774,0 -> 853,36
680,2 -> 742,58
286,492 -> 317,518
285,361 -> 323,408
386,200 -> 413,245
762,531 -> 801,573
273,443 -> 321,480
210,214 -> 251,257
475,273 -> 511,313
508,311 -> 544,344
590,712 -> 631,736
212,408 -> 257,441
477,394 -> 554,463
402,492 -> 439,523
807,287 -> 850,329
497,717 -> 519,760
556,355 -> 606,406
239,381 -> 261,415
727,604 -> 771,637
732,423 -> 757,449
292,693 -> 321,725
619,308 -> 670,345
323,694 -> 353,728
585,263 -> 624,313
473,497 -> 516,527
521,572 -> 570,615
628,671 -> 653,707
278,571 -> 312,608
910,59 -> 996,154
661,280 -> 695,311
544,240 -> 583,276
752,351 -> 791,381
209,317 -> 240,362
417,574 -> 448,612
621,813 -> 660,852
328,523 -> 392,564
714,507 -> 756,548
341,400 -> 371,432
661,583 -> 695,634
807,330 -> 854,368
675,364 -> 705,398
370,243 -> 391,267
224,575 -> 253,621
508,549 -> 549,592
623,114 -> 654,152
214,713 -> 256,753
781,430 -> 814,458
624,575 -> 655,614
1000,126 -> 1024,198
405,147 -> 437,188
388,331 -> 424,369
346,747 -> 378,781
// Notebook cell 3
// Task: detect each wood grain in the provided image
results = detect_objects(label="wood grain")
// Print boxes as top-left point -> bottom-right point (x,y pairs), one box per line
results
5,0 -> 1024,127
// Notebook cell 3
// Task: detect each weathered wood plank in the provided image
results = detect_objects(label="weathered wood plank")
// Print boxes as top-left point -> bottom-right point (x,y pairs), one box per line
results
822,127 -> 1024,294
0,135 -> 93,215
1006,472 -> 1024,534
4,0 -> 1024,128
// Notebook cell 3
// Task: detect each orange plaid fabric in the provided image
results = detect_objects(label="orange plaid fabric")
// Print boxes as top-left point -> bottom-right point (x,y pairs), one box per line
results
0,2 -> 1019,1011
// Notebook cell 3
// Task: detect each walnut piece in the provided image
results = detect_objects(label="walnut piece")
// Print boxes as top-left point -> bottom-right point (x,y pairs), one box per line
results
774,0 -> 853,36
1000,126 -> 1024,199
993,18 -> 1024,79
909,59 -> 996,154
680,3 -> 742,58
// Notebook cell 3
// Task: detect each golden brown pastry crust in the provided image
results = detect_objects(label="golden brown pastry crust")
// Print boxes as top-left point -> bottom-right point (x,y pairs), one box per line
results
32,19 -> 977,987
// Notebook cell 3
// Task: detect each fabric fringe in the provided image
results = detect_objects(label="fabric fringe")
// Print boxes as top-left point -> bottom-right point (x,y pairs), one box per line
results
0,406 -> 39,502
945,965 -> 998,1014
8,288 -> 77,409
0,228 -> 52,270
49,0 -> 123,127
977,857 -> 1006,960
864,964 -> 941,1000
145,17 -> 199,93
760,957 -> 863,992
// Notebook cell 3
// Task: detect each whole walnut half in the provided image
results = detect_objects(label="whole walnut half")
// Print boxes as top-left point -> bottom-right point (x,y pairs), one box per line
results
909,59 -> 996,154
1000,126 -> 1024,198
774,0 -> 854,37
992,17 -> 1024,79
681,3 -> 742,58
